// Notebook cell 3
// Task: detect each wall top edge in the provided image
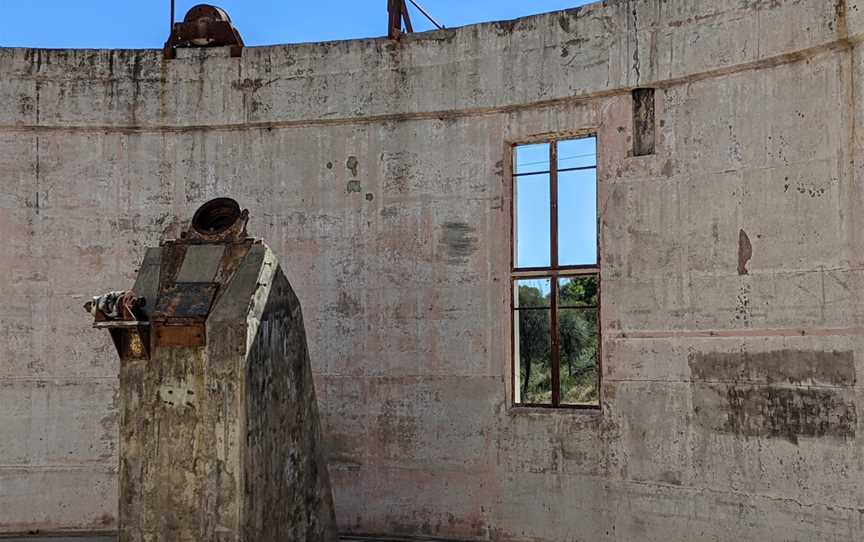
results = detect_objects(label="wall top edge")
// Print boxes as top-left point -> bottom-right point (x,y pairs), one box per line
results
0,0 -> 857,127
0,3 -> 607,54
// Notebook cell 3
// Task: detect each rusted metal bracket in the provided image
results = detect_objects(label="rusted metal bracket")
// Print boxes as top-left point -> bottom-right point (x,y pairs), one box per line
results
388,0 -> 413,39
85,291 -> 151,360
164,4 -> 244,60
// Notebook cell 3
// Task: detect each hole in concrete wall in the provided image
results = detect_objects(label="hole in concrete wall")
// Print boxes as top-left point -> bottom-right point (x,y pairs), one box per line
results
632,88 -> 656,157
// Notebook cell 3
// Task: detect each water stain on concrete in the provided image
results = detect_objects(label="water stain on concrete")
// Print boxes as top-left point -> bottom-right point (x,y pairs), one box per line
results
439,222 -> 478,263
346,156 -> 359,177
691,350 -> 857,444
335,292 -> 362,318
694,384 -> 857,445
689,350 -> 855,387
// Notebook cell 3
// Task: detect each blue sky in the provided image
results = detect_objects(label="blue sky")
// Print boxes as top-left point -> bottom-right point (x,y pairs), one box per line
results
515,137 -> 597,272
0,1 -> 595,49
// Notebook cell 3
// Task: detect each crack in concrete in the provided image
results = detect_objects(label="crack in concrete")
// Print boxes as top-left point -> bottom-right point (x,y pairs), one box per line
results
631,1 -> 641,83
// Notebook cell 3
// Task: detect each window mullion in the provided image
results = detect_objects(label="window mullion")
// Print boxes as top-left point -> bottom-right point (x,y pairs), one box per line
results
550,273 -> 560,407
550,142 -> 558,269
550,141 -> 560,407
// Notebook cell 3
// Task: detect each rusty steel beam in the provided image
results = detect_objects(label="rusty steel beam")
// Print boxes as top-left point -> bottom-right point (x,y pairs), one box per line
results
389,0 -> 419,39
401,0 -> 414,33
388,0 -> 402,39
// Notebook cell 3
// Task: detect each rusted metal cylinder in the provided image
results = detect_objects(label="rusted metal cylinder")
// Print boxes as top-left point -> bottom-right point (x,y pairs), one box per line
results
186,197 -> 249,242
184,4 -> 233,45
191,197 -> 242,235
164,4 -> 244,59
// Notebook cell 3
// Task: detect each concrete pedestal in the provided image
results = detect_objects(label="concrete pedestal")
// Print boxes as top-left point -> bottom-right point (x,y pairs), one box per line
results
89,200 -> 337,541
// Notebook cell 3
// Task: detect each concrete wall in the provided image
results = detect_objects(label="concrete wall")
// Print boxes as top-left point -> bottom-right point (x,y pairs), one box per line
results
1,0 -> 863,539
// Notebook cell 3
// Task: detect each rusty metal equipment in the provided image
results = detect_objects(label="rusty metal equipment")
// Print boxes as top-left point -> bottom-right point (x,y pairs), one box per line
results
86,198 -> 338,540
163,3 -> 244,59
186,196 -> 249,242
84,291 -> 150,360
84,197 -> 255,356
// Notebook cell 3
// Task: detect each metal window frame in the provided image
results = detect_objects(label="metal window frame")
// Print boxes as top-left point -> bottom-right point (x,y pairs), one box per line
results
510,134 -> 601,410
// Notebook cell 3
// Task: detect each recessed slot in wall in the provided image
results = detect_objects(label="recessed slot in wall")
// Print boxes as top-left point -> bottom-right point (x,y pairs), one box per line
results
632,88 -> 656,157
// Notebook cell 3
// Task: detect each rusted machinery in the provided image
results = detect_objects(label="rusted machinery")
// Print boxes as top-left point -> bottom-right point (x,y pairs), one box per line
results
163,4 -> 244,59
86,198 -> 338,541
159,1 -> 443,58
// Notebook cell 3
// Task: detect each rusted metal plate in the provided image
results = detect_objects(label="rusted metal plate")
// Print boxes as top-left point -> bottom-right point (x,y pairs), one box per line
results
176,245 -> 225,283
152,283 -> 219,320
102,326 -> 151,361
153,324 -> 206,348
214,240 -> 253,286
158,242 -> 189,291
125,329 -> 149,359
132,248 -> 162,319
119,328 -> 150,360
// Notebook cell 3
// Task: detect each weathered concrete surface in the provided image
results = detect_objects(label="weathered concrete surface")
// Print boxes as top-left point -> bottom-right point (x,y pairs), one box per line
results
116,240 -> 337,541
2,0 -> 864,540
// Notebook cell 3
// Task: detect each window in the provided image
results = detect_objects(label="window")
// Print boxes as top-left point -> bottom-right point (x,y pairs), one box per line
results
512,135 -> 599,408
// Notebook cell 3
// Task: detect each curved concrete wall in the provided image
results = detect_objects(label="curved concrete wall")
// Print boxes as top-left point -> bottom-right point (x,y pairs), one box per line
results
1,0 -> 864,539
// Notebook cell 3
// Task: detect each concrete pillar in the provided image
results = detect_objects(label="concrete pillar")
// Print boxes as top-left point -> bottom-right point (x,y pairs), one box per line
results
86,198 -> 338,542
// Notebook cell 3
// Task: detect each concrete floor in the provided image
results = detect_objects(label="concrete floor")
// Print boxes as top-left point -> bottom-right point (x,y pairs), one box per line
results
0,536 -> 431,542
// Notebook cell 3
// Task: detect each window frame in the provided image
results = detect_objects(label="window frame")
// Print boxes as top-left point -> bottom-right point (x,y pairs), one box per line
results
510,132 -> 601,410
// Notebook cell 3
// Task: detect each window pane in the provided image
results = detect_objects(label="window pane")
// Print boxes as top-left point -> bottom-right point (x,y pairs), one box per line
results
514,173 -> 551,268
515,143 -> 550,175
559,275 -> 599,307
559,307 -> 599,406
514,278 -> 551,308
515,308 -> 552,405
558,169 -> 597,266
558,137 -> 596,169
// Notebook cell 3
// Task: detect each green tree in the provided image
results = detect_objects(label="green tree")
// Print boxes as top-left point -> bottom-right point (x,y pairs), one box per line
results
517,285 -> 550,402
517,279 -> 599,405
559,277 -> 599,404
